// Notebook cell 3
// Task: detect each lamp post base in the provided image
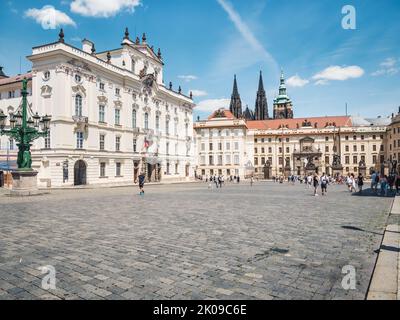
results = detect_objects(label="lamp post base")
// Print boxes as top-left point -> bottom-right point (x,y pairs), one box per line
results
10,170 -> 44,197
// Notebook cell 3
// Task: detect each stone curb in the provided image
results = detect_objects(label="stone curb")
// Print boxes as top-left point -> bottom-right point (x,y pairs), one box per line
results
367,196 -> 400,300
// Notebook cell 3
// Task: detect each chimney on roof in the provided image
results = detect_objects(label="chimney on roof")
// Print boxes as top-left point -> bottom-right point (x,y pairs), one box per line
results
0,66 -> 8,79
82,39 -> 94,54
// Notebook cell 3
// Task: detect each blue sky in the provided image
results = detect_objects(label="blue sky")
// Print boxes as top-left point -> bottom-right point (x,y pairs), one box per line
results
1,0 -> 400,120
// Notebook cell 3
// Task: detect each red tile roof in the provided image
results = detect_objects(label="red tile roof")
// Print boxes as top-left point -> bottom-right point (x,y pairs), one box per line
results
208,109 -> 236,120
0,72 -> 32,86
246,116 -> 352,130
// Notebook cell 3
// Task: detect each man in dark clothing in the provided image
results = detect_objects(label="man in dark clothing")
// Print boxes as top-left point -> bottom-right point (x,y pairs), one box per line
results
138,173 -> 145,195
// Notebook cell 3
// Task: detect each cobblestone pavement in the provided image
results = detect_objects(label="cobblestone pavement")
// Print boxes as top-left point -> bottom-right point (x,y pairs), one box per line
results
0,182 -> 393,300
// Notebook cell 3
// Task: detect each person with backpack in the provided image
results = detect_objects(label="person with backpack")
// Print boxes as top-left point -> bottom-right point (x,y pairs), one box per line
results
313,173 -> 320,196
138,172 -> 145,195
320,173 -> 328,196
357,173 -> 364,194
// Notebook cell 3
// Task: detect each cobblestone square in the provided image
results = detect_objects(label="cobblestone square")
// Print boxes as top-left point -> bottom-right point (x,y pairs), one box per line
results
0,182 -> 393,300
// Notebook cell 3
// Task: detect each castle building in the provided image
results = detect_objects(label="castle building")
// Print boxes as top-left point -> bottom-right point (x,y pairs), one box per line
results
0,28 -> 195,188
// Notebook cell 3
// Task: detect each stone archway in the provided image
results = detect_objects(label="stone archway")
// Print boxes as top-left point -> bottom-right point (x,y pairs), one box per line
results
74,160 -> 87,186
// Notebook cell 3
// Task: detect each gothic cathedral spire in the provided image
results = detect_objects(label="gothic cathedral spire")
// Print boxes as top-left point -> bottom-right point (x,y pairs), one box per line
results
229,75 -> 243,119
254,71 -> 269,120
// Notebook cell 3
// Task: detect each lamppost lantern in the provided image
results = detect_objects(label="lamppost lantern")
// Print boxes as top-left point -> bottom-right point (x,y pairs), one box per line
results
15,111 -> 23,127
0,78 -> 52,171
9,115 -> 16,129
33,112 -> 41,128
27,117 -> 34,128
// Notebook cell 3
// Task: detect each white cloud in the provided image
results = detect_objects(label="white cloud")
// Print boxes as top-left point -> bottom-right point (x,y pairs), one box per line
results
25,5 -> 76,29
312,65 -> 364,84
286,75 -> 309,88
70,0 -> 141,18
216,0 -> 277,69
372,58 -> 399,76
178,75 -> 198,82
189,90 -> 208,97
196,98 -> 230,112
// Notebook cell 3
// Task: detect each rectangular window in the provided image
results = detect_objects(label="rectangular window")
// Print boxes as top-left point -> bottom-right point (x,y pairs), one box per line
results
254,148 -> 258,154
268,147 -> 272,153
209,143 -> 213,151
209,155 -> 214,165
254,158 -> 258,166
100,163 -> 106,177
234,142 -> 239,150
100,134 -> 105,150
99,105 -> 105,123
226,142 -> 230,150
201,143 -> 205,151
373,145 -> 376,152
44,132 -> 51,149
115,88 -> 120,96
9,139 -> 14,150
166,142 -> 169,155
218,155 -> 223,165
76,132 -> 83,149
115,136 -> 120,151
325,146 -> 329,152
345,145 -> 349,152
99,82 -> 105,91
234,155 -> 239,165
115,109 -> 120,125
133,139 -> 137,152
226,155 -> 231,164
218,143 -> 222,151
353,145 -> 357,152
373,155 -> 377,164
345,156 -> 350,164
361,145 -> 365,152
353,156 -> 357,164
166,120 -> 169,135
116,162 -> 121,176
325,156 -> 329,164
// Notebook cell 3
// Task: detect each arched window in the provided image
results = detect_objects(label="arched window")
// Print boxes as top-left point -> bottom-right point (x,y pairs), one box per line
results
132,109 -> 137,128
75,95 -> 82,116
144,113 -> 149,130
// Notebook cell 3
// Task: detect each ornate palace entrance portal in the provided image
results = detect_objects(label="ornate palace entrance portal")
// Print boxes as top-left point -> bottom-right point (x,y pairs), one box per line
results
74,160 -> 87,186
293,137 -> 322,176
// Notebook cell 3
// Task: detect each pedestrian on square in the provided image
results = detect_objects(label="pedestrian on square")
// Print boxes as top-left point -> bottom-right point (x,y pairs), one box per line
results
357,173 -> 364,194
138,172 -> 145,195
307,174 -> 312,189
320,173 -> 328,196
250,176 -> 254,187
313,173 -> 320,196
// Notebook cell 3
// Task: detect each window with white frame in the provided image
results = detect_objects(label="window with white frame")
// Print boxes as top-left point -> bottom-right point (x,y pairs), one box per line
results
115,136 -> 121,151
185,123 -> 188,137
99,82 -> 105,91
174,121 -> 178,135
132,109 -> 137,128
99,134 -> 105,150
234,141 -> 239,150
9,139 -> 14,150
115,109 -> 120,125
75,95 -> 82,116
116,162 -> 122,176
133,139 -> 137,153
76,132 -> 83,149
234,155 -> 239,165
99,105 -> 105,123
44,132 -> 51,149
100,163 -> 106,177
156,115 -> 160,130
166,119 -> 169,135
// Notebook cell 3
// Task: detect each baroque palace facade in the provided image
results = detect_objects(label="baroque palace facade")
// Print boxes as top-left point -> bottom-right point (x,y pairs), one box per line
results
0,29 -> 195,188
194,73 -> 392,179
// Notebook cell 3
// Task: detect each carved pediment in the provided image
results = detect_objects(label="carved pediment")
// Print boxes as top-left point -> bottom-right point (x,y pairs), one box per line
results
67,59 -> 91,72
98,95 -> 108,104
114,100 -> 123,108
72,85 -> 86,97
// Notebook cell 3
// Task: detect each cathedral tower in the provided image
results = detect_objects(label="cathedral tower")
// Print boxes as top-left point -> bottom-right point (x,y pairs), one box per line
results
229,75 -> 243,119
273,70 -> 293,119
254,71 -> 269,120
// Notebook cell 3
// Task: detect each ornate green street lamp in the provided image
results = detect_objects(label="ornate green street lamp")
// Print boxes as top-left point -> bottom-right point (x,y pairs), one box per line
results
0,78 -> 51,171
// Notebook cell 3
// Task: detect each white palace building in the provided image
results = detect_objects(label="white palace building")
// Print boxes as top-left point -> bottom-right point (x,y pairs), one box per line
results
0,29 -> 195,188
